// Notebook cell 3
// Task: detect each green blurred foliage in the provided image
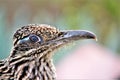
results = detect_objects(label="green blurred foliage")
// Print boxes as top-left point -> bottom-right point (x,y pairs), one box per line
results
0,0 -> 120,62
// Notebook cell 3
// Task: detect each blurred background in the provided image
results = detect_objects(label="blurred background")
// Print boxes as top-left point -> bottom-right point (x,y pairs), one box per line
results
0,0 -> 120,80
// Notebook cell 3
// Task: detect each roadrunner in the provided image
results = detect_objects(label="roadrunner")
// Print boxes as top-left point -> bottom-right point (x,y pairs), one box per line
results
0,24 -> 96,80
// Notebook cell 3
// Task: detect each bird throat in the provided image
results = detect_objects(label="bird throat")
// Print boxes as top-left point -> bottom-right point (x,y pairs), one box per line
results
0,53 -> 56,80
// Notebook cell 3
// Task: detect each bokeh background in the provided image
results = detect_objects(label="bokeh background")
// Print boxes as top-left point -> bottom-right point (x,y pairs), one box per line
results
0,0 -> 120,80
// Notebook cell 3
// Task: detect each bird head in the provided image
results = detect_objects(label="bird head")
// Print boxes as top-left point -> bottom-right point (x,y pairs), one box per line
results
10,24 -> 96,59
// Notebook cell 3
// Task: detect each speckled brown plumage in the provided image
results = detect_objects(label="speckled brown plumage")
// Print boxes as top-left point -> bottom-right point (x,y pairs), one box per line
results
0,24 -> 96,80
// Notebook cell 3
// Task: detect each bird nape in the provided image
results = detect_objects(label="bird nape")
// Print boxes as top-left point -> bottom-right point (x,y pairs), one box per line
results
0,24 -> 96,80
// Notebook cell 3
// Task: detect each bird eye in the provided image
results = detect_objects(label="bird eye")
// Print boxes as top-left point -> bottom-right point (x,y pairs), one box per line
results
29,35 -> 40,42
19,34 -> 42,44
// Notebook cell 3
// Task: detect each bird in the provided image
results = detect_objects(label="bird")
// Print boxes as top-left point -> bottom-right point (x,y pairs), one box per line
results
0,24 -> 96,80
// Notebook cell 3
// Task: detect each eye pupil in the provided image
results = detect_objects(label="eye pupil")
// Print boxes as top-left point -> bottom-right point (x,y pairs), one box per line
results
29,35 -> 39,42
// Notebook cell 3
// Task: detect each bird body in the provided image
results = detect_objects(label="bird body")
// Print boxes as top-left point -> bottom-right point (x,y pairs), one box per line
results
0,24 -> 96,80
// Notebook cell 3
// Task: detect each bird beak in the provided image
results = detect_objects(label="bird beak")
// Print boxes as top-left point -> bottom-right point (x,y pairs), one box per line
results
42,30 -> 97,51
48,30 -> 97,50
60,30 -> 97,42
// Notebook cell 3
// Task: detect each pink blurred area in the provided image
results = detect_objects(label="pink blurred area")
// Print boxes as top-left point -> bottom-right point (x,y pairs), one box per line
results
56,44 -> 120,80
